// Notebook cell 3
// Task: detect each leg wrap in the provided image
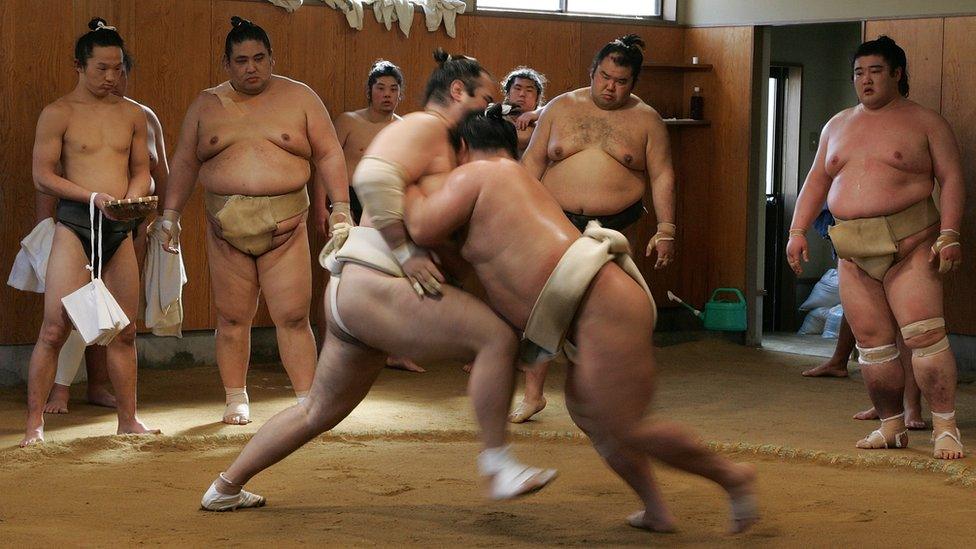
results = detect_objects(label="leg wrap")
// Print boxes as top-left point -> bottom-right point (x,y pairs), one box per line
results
856,343 -> 899,365
913,335 -> 951,358
900,317 -> 945,339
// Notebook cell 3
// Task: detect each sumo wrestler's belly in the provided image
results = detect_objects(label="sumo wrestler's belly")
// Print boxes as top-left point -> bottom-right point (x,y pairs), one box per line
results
542,149 -> 645,215
199,140 -> 311,197
827,163 -> 935,220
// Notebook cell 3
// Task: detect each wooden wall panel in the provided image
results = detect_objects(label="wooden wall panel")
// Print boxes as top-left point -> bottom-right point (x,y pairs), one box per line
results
460,16 -> 581,104
0,1 -> 77,344
131,0 -> 214,330
940,16 -> 976,335
864,18 -> 944,112
679,27 -> 755,307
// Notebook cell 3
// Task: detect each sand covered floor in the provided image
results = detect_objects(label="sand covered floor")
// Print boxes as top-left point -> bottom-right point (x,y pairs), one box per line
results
1,339 -> 975,546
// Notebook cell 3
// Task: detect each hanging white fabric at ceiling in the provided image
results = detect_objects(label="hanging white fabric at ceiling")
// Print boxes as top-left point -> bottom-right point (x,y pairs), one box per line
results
267,0 -> 304,12
265,0 -> 462,38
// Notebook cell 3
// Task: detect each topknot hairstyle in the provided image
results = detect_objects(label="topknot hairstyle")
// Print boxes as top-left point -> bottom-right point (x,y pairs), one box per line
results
424,48 -> 487,106
852,35 -> 909,97
589,33 -> 646,84
75,17 -> 126,67
225,16 -> 273,60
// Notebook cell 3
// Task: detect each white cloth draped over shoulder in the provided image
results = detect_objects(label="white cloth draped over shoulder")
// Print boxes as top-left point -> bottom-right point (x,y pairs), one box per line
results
265,0 -> 465,37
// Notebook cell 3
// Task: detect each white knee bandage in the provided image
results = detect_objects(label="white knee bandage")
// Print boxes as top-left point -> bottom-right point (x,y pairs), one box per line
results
352,156 -> 407,230
900,317 -> 945,339
913,336 -> 951,358
856,343 -> 899,365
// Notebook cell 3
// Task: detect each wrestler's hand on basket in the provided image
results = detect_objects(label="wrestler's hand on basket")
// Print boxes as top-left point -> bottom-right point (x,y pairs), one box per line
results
157,209 -> 182,254
514,110 -> 539,131
786,231 -> 809,275
395,242 -> 444,297
93,193 -> 121,221
930,229 -> 962,274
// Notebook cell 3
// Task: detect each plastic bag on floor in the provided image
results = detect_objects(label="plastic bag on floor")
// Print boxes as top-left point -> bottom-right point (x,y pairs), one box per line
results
822,304 -> 844,339
799,268 -> 840,311
798,306 -> 830,335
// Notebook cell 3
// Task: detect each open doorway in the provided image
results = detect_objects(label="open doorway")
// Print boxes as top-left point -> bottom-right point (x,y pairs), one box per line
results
757,22 -> 861,355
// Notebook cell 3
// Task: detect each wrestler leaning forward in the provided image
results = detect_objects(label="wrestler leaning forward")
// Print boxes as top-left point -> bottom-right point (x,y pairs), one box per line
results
404,106 -> 757,533
160,17 -> 352,425
21,18 -> 159,447
197,50 -> 557,512
788,36 -> 965,459
44,50 -> 170,414
331,59 -> 423,373
512,34 -> 677,423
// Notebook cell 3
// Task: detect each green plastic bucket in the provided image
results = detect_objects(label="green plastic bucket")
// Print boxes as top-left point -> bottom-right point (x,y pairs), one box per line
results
702,288 -> 747,332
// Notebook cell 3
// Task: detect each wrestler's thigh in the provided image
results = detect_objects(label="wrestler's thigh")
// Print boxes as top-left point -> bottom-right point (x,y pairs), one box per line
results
566,267 -> 656,425
335,266 -> 512,365
44,225 -> 97,324
100,236 -> 139,319
309,328 -> 387,408
206,221 -> 260,320
884,236 -> 944,325
256,222 -> 312,321
837,259 -> 897,345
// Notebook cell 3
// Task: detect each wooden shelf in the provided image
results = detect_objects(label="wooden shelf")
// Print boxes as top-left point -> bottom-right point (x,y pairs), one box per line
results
664,119 -> 710,126
642,62 -> 713,71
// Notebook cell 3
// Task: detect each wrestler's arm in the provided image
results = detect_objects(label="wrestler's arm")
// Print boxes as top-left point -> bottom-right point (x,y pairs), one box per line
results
404,168 -> 479,247
125,103 -> 152,199
307,90 -> 350,237
145,107 -> 170,204
162,94 -> 205,213
158,94 -> 205,253
32,103 -> 93,203
786,120 -> 835,273
520,101 -> 554,179
644,111 -> 677,265
928,114 -> 965,233
332,112 -> 352,148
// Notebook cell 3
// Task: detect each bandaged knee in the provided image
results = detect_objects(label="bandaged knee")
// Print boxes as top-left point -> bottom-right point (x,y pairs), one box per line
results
352,156 -> 407,229
901,318 -> 951,358
856,343 -> 899,365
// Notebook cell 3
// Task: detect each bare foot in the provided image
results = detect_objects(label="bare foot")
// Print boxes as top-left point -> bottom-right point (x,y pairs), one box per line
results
627,510 -> 677,533
801,361 -> 848,377
905,407 -> 926,430
86,383 -> 117,408
117,418 -> 162,436
462,363 -> 473,373
508,397 -> 546,424
853,407 -> 878,421
725,463 -> 759,534
20,417 -> 45,447
44,384 -> 71,414
385,356 -> 426,373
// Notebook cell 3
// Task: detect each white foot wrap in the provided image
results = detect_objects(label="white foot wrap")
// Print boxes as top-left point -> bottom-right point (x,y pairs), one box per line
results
201,477 -> 266,512
296,390 -> 309,405
223,387 -> 250,425
508,397 -> 547,424
477,445 -> 557,500
856,412 -> 908,449
931,411 -> 964,459
856,343 -> 899,365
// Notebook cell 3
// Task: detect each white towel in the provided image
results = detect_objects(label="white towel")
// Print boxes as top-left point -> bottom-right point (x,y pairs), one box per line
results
374,0 -> 395,31
144,220 -> 187,337
54,330 -> 88,386
7,217 -> 55,293
394,0 -> 414,36
423,0 -> 466,37
341,0 -> 367,30
266,0 -> 304,12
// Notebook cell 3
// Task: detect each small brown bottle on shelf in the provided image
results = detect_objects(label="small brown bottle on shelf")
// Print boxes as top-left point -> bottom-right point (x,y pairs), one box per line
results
690,86 -> 704,120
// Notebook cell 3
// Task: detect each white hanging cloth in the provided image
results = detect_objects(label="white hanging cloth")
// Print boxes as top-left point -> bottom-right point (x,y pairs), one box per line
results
60,194 -> 130,346
266,0 -> 304,12
423,0 -> 466,38
144,219 -> 188,337
7,217 -> 55,293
